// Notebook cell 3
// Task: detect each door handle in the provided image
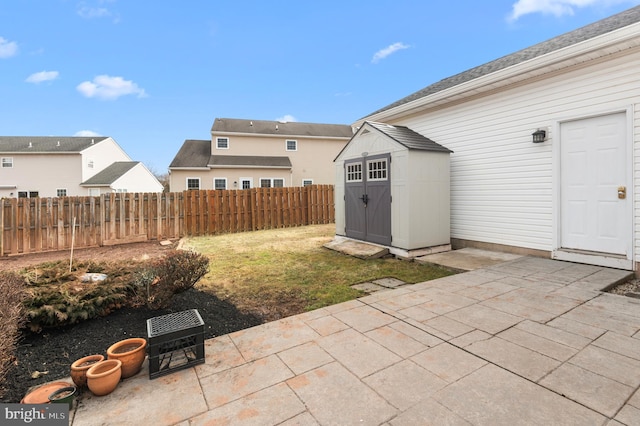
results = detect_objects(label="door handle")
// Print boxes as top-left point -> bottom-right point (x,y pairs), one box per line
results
360,194 -> 369,206
618,186 -> 626,199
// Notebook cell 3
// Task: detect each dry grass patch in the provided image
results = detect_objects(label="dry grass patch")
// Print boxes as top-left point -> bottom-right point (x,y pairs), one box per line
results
182,224 -> 454,321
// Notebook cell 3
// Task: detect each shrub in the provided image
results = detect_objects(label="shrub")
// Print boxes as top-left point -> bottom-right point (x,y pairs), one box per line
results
0,272 -> 27,399
131,250 -> 209,309
23,260 -> 135,332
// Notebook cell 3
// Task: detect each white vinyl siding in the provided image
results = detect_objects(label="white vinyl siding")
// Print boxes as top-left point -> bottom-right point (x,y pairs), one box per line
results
392,50 -> 640,254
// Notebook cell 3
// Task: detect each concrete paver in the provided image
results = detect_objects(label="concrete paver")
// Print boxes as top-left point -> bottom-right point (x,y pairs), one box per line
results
70,254 -> 640,425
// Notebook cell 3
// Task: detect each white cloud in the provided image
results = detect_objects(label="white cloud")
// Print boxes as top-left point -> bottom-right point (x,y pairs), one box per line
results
76,75 -> 147,100
25,71 -> 59,84
276,114 -> 297,123
77,6 -> 111,18
0,37 -> 18,58
371,42 -> 410,64
508,0 -> 640,21
74,130 -> 102,137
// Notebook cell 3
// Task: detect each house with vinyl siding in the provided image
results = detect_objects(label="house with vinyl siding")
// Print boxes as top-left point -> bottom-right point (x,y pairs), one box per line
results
169,118 -> 353,192
0,136 -> 163,198
337,5 -> 640,270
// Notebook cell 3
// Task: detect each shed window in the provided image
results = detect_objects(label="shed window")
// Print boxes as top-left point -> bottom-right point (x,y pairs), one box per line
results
367,159 -> 388,181
2,157 -> 13,168
346,163 -> 362,182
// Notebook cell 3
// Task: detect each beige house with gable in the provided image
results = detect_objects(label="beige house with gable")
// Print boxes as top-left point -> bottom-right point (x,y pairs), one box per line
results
169,118 -> 354,192
0,136 -> 163,198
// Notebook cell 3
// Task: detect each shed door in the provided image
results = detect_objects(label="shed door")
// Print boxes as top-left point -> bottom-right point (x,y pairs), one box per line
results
344,155 -> 391,246
560,112 -> 630,255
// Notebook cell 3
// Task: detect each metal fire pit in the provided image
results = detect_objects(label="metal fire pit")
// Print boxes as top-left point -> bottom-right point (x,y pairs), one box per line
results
146,309 -> 205,379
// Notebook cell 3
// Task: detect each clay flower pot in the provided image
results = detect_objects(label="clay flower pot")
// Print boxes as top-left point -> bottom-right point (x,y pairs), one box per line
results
71,354 -> 104,388
107,337 -> 147,379
86,359 -> 122,396
48,385 -> 77,409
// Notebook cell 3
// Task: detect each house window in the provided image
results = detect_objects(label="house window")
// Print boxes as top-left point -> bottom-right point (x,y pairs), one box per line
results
57,189 -> 67,197
115,189 -> 127,193
367,159 -> 388,181
286,140 -> 297,151
302,179 -> 313,187
346,163 -> 362,182
216,137 -> 229,149
89,188 -> 101,197
2,157 -> 13,168
240,178 -> 252,189
260,178 -> 284,188
187,178 -> 200,190
214,178 -> 227,190
18,191 -> 39,198
88,160 -> 94,168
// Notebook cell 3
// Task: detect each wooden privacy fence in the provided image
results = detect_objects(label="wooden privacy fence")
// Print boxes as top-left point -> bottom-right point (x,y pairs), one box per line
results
0,185 -> 334,257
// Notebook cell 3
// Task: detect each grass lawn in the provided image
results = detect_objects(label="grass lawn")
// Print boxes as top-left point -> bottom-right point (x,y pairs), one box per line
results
182,224 -> 455,321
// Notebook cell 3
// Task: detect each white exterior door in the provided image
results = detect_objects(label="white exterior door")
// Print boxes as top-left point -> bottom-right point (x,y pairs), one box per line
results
559,112 -> 630,259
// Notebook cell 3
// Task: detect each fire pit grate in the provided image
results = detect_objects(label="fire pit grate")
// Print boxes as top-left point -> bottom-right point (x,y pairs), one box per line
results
146,309 -> 205,379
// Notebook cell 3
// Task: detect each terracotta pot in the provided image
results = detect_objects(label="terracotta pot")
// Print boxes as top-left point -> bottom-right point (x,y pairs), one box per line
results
86,359 -> 122,396
21,381 -> 72,404
70,354 -> 104,388
48,385 -> 77,409
107,337 -> 147,379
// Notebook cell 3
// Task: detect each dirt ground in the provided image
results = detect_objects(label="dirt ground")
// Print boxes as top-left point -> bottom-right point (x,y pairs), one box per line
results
0,240 -> 264,403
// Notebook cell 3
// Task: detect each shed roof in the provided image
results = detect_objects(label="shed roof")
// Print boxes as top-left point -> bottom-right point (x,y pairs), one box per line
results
0,136 -> 109,153
212,118 -> 354,138
81,162 -> 139,186
366,122 -> 453,153
366,5 -> 640,118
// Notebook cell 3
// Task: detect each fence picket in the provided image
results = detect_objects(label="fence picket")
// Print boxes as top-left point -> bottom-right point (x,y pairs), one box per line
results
0,185 -> 335,256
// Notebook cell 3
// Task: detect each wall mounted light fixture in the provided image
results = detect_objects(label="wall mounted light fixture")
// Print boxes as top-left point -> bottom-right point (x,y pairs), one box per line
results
532,129 -> 547,143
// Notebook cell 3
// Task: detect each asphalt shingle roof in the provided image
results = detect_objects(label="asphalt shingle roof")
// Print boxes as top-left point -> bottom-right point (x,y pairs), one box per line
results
81,162 -> 138,186
0,136 -> 109,153
211,118 -> 354,138
366,5 -> 640,118
209,155 -> 292,167
169,140 -> 211,168
366,122 -> 452,153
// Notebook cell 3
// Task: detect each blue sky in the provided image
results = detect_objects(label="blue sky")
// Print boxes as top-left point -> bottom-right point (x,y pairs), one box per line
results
2,0 -> 640,173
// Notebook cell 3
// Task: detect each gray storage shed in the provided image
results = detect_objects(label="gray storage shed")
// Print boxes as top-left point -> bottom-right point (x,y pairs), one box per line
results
334,121 -> 453,258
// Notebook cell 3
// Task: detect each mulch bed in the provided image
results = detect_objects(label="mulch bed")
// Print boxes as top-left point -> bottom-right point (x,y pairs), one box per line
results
1,288 -> 262,403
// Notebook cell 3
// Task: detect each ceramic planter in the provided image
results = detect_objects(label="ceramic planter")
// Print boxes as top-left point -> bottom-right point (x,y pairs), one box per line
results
70,354 -> 104,388
107,337 -> 147,379
86,359 -> 122,396
48,385 -> 77,409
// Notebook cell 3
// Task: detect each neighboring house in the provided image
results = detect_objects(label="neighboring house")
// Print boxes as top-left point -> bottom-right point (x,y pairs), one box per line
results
0,136 -> 163,198
340,5 -> 640,270
169,118 -> 354,192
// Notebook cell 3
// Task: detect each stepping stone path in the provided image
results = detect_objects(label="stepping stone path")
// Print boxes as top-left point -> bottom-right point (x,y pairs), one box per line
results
351,278 -> 407,293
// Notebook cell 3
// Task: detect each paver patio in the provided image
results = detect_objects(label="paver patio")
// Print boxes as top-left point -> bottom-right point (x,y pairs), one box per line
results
70,256 -> 640,425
